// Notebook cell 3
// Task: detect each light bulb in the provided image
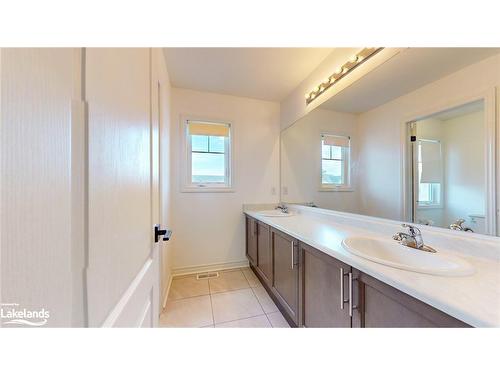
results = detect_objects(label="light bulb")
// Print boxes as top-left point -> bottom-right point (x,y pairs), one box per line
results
349,55 -> 359,63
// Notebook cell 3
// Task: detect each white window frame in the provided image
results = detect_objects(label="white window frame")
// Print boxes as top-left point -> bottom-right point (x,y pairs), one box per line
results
181,117 -> 234,193
416,138 -> 443,209
319,133 -> 352,191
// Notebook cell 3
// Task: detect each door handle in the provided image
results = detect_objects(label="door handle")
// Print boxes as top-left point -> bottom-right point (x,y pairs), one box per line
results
154,225 -> 172,243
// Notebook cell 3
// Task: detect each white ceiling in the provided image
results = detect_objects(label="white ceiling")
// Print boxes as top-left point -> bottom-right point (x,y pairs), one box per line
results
163,48 -> 334,101
319,48 -> 500,113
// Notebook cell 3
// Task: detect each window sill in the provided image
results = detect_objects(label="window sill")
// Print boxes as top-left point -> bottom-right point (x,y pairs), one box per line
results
318,186 -> 354,192
417,204 -> 443,210
181,186 -> 235,193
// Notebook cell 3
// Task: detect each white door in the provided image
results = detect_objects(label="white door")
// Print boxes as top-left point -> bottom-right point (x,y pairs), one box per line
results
85,48 -> 161,327
1,48 -> 76,327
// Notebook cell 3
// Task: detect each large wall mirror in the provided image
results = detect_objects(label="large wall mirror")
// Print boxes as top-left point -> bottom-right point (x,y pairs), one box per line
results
280,48 -> 499,236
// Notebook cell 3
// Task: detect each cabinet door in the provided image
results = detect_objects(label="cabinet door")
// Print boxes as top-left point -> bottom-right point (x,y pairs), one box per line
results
301,242 -> 351,327
256,222 -> 272,286
357,272 -> 469,328
245,216 -> 258,266
272,228 -> 299,325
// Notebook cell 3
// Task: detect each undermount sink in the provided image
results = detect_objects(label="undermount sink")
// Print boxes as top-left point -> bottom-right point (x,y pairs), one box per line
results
257,210 -> 294,217
342,236 -> 474,276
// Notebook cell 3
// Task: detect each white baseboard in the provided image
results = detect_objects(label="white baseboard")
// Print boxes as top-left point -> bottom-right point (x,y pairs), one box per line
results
161,274 -> 173,309
172,259 -> 249,278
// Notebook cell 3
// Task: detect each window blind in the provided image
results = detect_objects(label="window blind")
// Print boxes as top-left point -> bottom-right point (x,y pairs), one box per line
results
188,121 -> 230,137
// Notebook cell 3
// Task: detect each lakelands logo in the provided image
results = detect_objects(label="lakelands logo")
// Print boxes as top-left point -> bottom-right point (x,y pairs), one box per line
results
1,303 -> 50,326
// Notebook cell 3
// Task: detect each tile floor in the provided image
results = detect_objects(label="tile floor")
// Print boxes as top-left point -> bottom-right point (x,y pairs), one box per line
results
160,267 -> 290,328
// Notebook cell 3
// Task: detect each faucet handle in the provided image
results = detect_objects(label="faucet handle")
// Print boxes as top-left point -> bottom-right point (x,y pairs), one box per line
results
401,223 -> 421,236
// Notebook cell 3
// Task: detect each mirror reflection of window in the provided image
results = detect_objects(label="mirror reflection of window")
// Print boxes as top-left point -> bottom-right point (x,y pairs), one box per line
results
417,139 -> 442,207
321,134 -> 350,188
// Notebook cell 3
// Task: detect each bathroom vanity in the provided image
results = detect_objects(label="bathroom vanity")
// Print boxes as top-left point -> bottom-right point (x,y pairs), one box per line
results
244,206 -> 500,328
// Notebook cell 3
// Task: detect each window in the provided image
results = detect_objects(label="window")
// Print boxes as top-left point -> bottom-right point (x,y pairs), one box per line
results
417,139 -> 442,207
184,120 -> 232,191
321,134 -> 350,189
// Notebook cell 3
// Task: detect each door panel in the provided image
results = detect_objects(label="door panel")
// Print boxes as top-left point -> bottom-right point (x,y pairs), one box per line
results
272,229 -> 299,325
256,222 -> 272,285
301,243 -> 351,327
86,48 -> 158,327
1,48 -> 75,327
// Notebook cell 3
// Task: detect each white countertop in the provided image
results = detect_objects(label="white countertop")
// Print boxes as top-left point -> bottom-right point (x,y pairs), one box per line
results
244,205 -> 500,327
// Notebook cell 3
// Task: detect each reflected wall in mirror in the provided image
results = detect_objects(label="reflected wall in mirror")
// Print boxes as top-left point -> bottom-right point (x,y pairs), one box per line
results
280,48 -> 499,236
407,100 -> 493,235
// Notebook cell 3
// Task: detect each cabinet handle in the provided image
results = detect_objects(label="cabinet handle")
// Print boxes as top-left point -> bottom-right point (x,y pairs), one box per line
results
340,268 -> 349,310
254,222 -> 258,235
348,272 -> 358,317
291,241 -> 295,269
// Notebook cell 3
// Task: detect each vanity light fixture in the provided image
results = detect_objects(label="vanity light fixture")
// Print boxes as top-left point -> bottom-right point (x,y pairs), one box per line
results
305,47 -> 384,105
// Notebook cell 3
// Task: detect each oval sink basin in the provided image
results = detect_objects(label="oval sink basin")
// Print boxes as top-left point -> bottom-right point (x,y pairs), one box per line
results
342,236 -> 474,276
257,210 -> 294,217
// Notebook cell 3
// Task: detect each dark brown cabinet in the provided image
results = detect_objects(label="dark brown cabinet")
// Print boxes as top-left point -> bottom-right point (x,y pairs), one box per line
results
245,215 -> 470,328
256,221 -> 272,286
245,216 -> 258,267
300,242 -> 352,327
355,272 -> 469,328
271,227 -> 300,326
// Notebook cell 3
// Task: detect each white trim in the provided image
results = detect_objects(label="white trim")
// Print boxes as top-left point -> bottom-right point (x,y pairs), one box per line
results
181,187 -> 235,193
161,274 -> 173,309
179,114 -> 234,193
318,187 -> 354,192
101,258 -> 152,327
319,132 -> 351,190
171,260 -> 249,278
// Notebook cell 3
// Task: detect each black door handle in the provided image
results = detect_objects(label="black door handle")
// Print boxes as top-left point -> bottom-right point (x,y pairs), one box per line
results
154,225 -> 172,243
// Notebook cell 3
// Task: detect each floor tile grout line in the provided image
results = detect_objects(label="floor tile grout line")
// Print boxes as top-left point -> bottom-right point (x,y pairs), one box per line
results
210,285 -> 253,295
266,311 -> 289,328
213,313 -> 269,327
266,313 -> 275,328
208,277 -> 215,327
249,285 -> 267,318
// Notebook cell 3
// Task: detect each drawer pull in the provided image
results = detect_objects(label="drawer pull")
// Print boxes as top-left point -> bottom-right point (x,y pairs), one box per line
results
340,268 -> 348,309
348,272 -> 358,317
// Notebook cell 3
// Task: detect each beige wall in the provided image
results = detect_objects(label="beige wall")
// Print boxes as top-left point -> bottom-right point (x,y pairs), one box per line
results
170,88 -> 280,273
414,111 -> 486,232
442,111 -> 485,229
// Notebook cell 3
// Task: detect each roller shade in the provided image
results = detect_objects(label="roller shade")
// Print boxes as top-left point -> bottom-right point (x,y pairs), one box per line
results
323,135 -> 350,147
188,121 -> 230,137
420,140 -> 442,183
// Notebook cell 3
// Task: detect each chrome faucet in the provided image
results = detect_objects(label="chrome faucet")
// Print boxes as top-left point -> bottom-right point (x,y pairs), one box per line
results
393,223 -> 436,253
449,219 -> 474,232
275,203 -> 288,213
